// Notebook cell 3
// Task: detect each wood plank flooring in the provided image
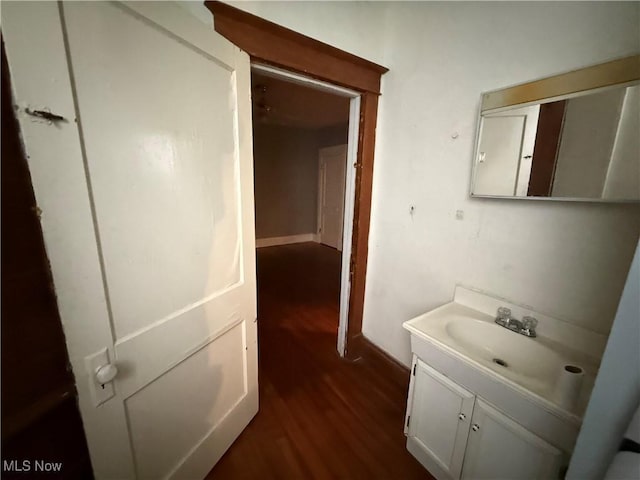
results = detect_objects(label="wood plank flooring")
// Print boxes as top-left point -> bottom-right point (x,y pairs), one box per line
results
206,242 -> 432,479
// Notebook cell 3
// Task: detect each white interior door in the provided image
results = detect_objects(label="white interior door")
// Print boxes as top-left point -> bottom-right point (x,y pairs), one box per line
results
318,144 -> 347,250
475,115 -> 526,196
2,2 -> 257,479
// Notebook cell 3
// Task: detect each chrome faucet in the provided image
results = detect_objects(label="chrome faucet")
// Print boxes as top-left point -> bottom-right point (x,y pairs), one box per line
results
495,307 -> 537,338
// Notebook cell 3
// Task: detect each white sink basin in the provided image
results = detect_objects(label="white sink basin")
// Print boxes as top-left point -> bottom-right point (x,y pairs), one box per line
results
444,315 -> 563,382
403,301 -> 598,418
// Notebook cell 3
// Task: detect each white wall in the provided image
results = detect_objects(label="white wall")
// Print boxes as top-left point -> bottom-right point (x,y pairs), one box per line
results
367,2 -> 640,365
604,85 -> 640,200
552,89 -> 625,198
253,124 -> 321,239
177,1 -> 214,27
567,240 -> 640,480
222,1 -> 640,365
226,1 -> 388,65
252,122 -> 349,240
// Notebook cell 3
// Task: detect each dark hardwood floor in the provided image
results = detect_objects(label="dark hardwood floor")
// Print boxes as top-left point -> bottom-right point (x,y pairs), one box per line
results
207,242 -> 432,479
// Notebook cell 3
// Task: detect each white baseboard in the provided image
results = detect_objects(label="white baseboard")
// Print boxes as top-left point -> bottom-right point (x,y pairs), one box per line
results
255,233 -> 319,248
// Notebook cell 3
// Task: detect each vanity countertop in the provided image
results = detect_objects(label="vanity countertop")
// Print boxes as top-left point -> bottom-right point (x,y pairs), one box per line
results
403,286 -> 605,424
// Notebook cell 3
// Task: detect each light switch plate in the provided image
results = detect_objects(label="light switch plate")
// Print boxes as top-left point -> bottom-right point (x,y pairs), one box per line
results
85,348 -> 115,406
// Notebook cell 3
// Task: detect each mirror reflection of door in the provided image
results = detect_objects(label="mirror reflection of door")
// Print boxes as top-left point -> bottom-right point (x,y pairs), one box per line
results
472,54 -> 640,202
475,116 -> 525,196
475,105 -> 541,197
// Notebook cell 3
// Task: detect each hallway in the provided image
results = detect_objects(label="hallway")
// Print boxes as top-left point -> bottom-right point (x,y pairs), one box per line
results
207,242 -> 431,479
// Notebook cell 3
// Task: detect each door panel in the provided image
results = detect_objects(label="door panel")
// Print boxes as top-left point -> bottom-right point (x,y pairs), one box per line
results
115,301 -> 245,400
2,2 -> 257,479
462,399 -> 562,480
475,116 -> 526,196
319,145 -> 347,250
63,1 -> 242,339
3,2 -> 135,476
409,360 -> 475,479
126,322 -> 246,479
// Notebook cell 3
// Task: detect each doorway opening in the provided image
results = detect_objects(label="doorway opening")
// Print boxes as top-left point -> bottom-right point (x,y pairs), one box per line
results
250,64 -> 360,356
206,0 -> 389,361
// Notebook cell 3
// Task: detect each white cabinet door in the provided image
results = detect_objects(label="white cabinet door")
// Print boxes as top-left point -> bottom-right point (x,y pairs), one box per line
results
3,2 -> 257,479
462,399 -> 562,480
407,359 -> 475,480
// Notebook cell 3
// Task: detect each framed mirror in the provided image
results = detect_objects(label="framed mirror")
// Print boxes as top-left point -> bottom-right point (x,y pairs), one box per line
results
470,55 -> 640,202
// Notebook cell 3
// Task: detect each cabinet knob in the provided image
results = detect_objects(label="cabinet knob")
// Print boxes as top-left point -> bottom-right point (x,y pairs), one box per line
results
472,424 -> 480,432
458,413 -> 466,421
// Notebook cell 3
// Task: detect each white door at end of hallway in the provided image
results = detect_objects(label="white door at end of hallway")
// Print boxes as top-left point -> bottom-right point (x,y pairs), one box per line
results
3,2 -> 258,479
318,144 -> 348,251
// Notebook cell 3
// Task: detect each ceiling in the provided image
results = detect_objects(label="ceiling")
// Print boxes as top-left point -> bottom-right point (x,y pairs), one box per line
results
251,71 -> 350,129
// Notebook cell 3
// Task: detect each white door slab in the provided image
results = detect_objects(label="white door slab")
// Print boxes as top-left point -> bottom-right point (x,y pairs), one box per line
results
2,2 -> 257,478
474,115 -> 526,196
318,144 -> 347,250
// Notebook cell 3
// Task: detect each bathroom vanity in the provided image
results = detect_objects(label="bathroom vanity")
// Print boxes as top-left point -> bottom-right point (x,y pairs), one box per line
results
402,286 -> 606,480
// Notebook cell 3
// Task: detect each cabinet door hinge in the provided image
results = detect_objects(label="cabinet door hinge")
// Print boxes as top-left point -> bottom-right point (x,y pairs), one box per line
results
413,364 -> 417,376
406,415 -> 411,428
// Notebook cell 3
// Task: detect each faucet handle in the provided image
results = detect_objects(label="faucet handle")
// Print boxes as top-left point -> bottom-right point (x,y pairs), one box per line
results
497,307 -> 511,320
523,316 -> 538,333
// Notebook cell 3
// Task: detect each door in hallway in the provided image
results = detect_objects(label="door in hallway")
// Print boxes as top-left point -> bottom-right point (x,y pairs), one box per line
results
318,144 -> 348,250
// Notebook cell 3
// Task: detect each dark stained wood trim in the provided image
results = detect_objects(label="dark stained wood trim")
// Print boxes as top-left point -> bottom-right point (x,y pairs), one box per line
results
204,2 -> 388,359
204,1 -> 388,94
528,100 -> 566,197
346,92 -> 378,353
348,334 -> 411,374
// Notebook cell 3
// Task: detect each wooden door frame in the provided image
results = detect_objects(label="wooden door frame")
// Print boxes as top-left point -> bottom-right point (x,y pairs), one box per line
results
204,2 -> 388,359
527,100 -> 566,197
